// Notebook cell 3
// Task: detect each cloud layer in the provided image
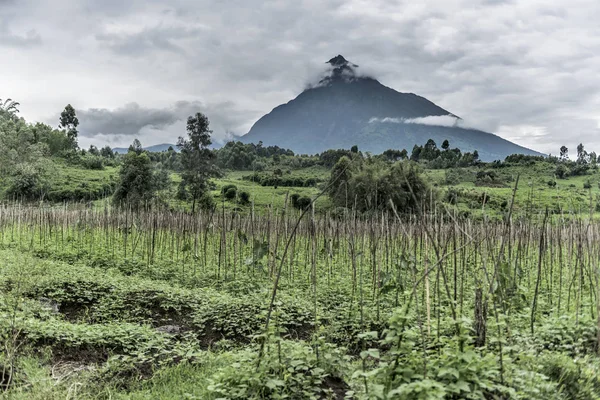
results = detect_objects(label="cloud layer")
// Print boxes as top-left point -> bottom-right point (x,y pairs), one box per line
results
2,0 -> 600,154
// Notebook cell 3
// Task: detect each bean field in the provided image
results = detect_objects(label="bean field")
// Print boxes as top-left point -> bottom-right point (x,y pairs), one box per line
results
1,201 -> 600,399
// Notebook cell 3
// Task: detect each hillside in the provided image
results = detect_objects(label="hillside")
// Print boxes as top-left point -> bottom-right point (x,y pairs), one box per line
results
241,55 -> 543,161
113,143 -> 177,154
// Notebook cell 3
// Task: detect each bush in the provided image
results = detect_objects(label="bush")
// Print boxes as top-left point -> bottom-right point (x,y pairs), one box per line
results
294,196 -> 312,210
221,184 -> 237,194
555,164 -> 569,179
207,340 -> 350,400
224,187 -> 237,200
176,182 -> 189,200
80,155 -> 104,170
5,163 -> 49,200
239,191 -> 250,205
445,169 -> 461,185
290,193 -> 300,208
197,192 -> 216,210
445,189 -> 458,205
584,180 -> 592,189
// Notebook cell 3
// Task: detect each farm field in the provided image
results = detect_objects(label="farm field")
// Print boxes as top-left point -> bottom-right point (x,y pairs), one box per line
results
1,204 -> 600,399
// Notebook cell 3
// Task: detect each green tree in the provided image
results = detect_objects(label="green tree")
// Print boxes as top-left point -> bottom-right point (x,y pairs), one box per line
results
177,112 -> 219,212
112,143 -> 156,209
129,139 -> 143,155
100,146 -> 115,158
410,145 -> 422,161
559,146 -> 568,160
577,143 -> 587,164
442,139 -> 450,150
327,156 -> 355,207
0,98 -> 20,118
59,104 -> 79,150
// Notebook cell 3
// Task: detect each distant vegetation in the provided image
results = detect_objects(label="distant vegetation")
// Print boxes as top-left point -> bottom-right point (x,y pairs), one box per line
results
4,98 -> 600,399
3,98 -> 600,219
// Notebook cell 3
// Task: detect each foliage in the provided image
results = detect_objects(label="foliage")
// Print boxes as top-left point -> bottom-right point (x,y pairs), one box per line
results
58,104 -> 79,150
242,173 -> 321,188
207,339 -> 350,399
177,113 -> 220,212
5,162 -> 51,200
327,157 -> 430,213
113,149 -> 156,209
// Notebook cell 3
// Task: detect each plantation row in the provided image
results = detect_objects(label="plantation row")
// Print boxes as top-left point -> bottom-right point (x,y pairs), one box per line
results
1,204 -> 600,398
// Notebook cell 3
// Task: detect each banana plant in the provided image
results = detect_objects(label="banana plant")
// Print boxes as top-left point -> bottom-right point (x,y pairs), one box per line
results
0,98 -> 20,117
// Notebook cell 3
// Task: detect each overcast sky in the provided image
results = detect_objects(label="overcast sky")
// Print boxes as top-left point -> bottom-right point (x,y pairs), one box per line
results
2,0 -> 599,155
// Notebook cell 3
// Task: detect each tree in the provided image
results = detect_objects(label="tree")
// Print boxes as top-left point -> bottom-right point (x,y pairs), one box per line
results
555,163 -> 568,179
442,139 -> 450,151
177,112 -> 219,212
59,104 -> 79,150
129,139 -> 143,155
410,145 -> 422,162
559,146 -> 568,160
576,143 -> 587,164
351,145 -> 359,153
589,151 -> 597,165
112,147 -> 155,209
0,98 -> 20,118
327,156 -> 355,207
88,145 -> 100,156
100,146 -> 115,158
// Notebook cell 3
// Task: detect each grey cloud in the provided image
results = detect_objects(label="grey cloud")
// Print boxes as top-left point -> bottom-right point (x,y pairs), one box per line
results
0,28 -> 41,47
78,103 -> 179,137
74,101 -> 258,148
4,0 -> 600,154
0,16 -> 41,47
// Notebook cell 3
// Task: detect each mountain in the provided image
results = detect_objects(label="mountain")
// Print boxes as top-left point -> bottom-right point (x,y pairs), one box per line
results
240,55 -> 543,161
113,143 -> 178,154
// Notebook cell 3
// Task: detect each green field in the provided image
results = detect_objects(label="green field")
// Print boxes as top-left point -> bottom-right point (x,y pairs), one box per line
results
1,203 -> 600,399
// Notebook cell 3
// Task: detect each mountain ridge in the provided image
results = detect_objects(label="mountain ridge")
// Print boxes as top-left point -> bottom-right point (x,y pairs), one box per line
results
240,55 -> 543,161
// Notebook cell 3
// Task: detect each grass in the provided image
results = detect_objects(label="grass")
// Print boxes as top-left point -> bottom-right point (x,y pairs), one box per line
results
427,162 -> 600,218
211,169 -> 331,211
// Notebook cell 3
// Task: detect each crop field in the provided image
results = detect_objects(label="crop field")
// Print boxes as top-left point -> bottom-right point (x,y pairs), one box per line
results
1,202 -> 600,399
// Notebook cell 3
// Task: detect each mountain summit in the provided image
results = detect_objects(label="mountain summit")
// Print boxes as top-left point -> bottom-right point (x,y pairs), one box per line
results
320,55 -> 360,85
241,55 -> 543,161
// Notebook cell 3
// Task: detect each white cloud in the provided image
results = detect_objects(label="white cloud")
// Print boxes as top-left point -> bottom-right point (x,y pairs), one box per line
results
369,115 -> 486,130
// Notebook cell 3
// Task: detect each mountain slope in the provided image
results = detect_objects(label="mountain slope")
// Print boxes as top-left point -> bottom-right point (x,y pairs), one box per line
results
113,143 -> 177,154
241,55 -> 543,161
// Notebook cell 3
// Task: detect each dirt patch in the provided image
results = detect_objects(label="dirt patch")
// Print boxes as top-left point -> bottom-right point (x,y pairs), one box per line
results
321,376 -> 350,399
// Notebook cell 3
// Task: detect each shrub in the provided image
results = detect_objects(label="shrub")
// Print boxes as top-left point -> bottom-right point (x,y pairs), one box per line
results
207,340 -> 350,400
197,192 -> 216,210
445,189 -> 458,205
290,193 -> 300,208
176,182 -> 189,200
445,169 -> 461,185
583,180 -> 592,189
239,191 -> 250,205
555,164 -> 569,179
224,187 -> 237,200
80,155 -> 104,170
294,196 -> 312,210
221,184 -> 237,194
5,163 -> 49,200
